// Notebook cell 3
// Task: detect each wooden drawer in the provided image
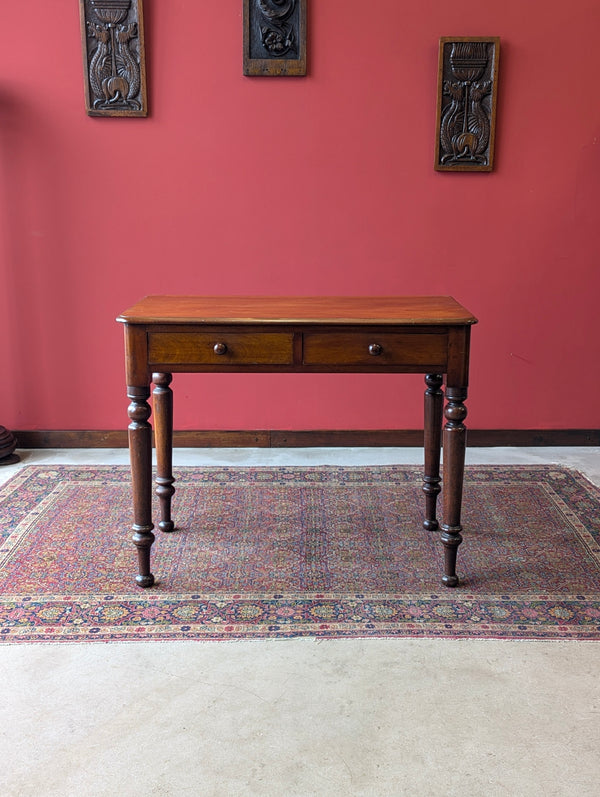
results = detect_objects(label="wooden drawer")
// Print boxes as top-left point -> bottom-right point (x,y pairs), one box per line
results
302,331 -> 448,366
148,332 -> 294,365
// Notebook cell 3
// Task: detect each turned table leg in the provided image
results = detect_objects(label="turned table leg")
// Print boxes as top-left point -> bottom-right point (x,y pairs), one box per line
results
153,372 -> 176,533
441,386 -> 468,587
127,385 -> 155,588
423,373 -> 444,531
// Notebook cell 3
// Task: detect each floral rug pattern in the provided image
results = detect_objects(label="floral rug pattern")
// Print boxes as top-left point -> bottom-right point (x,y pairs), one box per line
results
0,465 -> 599,643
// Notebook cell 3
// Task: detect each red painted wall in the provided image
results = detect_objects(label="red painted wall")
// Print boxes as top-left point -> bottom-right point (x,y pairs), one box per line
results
1,2 -> 599,432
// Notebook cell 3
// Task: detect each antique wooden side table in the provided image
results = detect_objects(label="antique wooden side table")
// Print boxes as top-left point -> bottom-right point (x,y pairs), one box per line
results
117,296 -> 477,589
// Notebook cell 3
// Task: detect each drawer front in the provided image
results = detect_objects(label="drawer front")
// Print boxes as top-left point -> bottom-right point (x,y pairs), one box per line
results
148,332 -> 294,365
302,331 -> 448,366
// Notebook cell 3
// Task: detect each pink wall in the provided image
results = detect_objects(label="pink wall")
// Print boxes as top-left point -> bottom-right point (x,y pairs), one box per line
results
1,1 -> 599,432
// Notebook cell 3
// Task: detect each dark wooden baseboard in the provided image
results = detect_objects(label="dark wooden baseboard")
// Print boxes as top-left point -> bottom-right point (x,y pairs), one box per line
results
12,429 -> 600,449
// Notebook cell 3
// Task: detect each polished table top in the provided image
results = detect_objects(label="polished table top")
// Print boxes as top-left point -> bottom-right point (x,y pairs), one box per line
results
117,296 -> 478,326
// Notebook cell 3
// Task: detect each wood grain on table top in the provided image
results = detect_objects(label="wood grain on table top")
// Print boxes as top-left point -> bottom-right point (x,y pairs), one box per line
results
117,296 -> 477,326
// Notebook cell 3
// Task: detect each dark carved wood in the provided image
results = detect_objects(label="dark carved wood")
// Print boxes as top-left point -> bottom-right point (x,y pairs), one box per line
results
80,0 -> 148,117
423,374 -> 443,530
0,426 -> 19,465
244,0 -> 307,76
435,37 -> 500,171
152,373 -> 176,533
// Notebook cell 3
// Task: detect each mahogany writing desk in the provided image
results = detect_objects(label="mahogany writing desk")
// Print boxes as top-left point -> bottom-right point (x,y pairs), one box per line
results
117,296 -> 477,589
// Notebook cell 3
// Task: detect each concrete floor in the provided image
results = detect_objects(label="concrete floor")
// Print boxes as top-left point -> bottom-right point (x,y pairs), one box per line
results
1,447 -> 599,797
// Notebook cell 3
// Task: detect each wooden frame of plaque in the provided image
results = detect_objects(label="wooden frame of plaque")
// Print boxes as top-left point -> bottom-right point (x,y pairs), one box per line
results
243,0 -> 307,76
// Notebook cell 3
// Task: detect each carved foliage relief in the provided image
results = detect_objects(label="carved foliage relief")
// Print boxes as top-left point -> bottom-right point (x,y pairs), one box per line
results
244,0 -> 307,76
435,38 -> 500,171
80,0 -> 147,116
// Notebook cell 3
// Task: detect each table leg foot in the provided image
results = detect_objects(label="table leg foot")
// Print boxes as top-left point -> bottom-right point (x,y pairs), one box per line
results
441,574 -> 459,588
136,573 -> 155,588
440,526 -> 463,587
132,525 -> 155,588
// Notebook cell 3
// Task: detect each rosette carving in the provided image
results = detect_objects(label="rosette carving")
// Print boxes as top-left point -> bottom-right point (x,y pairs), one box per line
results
244,0 -> 306,76
257,0 -> 296,57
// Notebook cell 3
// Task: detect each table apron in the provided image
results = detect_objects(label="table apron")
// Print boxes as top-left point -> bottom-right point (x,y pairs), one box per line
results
140,325 -> 453,376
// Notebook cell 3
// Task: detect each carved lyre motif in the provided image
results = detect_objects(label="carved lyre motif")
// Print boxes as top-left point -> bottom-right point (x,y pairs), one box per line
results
435,38 -> 500,172
244,0 -> 307,76
80,0 -> 148,117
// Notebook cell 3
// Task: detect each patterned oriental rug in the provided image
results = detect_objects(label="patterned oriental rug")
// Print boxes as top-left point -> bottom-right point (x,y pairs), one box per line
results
1,465 -> 599,643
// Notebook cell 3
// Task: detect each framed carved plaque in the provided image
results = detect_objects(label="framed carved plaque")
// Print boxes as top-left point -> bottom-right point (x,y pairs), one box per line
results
243,0 -> 307,76
435,37 -> 500,171
80,0 -> 148,117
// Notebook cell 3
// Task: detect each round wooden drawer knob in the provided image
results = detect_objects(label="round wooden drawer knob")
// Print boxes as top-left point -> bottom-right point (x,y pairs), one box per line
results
368,343 -> 383,356
213,342 -> 228,355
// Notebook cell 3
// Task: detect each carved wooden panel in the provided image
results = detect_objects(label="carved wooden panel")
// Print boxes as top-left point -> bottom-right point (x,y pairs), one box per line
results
243,0 -> 307,76
435,37 -> 500,172
80,0 -> 148,117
